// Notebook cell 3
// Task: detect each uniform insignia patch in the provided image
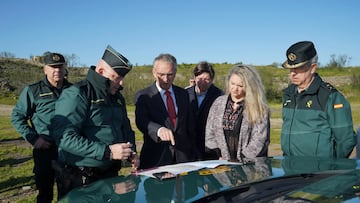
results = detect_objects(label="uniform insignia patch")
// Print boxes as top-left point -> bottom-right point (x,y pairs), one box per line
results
91,99 -> 105,104
284,99 -> 291,107
334,104 -> 343,109
39,92 -> 53,97
306,100 -> 312,108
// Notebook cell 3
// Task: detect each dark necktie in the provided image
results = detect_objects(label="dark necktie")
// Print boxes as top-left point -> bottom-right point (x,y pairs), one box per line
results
165,90 -> 176,127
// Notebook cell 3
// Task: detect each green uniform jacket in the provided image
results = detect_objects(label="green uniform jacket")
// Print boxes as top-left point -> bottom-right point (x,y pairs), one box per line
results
11,77 -> 72,145
281,74 -> 355,158
51,66 -> 135,168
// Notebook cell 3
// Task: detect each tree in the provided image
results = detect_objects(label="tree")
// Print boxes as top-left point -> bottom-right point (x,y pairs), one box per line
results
326,54 -> 351,68
0,52 -> 15,58
65,53 -> 79,68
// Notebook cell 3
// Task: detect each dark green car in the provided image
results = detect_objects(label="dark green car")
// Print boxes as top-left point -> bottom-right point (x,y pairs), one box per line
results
59,156 -> 360,203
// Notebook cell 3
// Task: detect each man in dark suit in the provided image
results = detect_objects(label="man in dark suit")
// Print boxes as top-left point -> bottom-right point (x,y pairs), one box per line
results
135,53 -> 195,169
186,61 -> 223,160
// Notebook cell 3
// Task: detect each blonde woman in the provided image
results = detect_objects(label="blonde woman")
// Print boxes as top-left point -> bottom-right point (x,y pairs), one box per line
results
205,64 -> 270,161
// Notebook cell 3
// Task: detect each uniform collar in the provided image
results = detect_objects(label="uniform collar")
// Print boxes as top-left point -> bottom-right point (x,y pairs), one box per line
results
284,73 -> 322,95
298,73 -> 322,94
87,66 -> 112,97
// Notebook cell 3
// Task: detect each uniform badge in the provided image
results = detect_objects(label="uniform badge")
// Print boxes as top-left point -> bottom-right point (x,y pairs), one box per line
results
52,54 -> 61,61
334,103 -> 343,109
306,100 -> 312,108
288,53 -> 297,61
284,99 -> 291,107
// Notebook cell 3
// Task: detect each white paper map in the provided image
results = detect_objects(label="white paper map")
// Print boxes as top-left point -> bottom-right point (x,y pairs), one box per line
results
136,160 -> 242,179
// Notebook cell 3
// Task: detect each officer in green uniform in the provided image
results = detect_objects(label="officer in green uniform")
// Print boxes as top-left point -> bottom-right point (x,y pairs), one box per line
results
11,52 -> 72,203
281,41 -> 356,158
51,45 -> 139,198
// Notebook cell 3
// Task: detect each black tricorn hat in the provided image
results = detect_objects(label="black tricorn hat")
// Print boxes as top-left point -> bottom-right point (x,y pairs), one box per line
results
282,41 -> 317,69
102,45 -> 132,77
44,52 -> 66,66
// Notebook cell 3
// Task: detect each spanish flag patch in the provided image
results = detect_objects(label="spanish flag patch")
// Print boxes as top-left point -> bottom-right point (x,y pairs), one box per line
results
334,104 -> 343,109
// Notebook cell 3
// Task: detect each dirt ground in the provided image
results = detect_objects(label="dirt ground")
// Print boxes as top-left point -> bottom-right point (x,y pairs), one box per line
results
0,104 -> 13,117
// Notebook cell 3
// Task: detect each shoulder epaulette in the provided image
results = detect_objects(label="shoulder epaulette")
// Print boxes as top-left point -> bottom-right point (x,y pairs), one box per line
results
321,82 -> 338,93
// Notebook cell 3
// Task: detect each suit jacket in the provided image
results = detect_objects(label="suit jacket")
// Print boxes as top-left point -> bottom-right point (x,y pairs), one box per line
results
205,95 -> 270,159
186,84 -> 223,160
135,83 -> 195,169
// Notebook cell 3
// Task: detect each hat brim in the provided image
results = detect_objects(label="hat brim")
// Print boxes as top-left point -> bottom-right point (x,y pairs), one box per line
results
113,66 -> 131,77
46,62 -> 65,66
282,60 -> 309,69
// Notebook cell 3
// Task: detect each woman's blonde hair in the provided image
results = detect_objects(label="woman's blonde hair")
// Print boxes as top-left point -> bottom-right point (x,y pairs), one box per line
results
226,64 -> 269,124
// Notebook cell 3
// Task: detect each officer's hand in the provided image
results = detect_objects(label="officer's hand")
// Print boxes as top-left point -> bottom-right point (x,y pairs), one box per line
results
158,127 -> 175,145
33,137 -> 51,149
109,143 -> 133,160
129,153 -> 140,172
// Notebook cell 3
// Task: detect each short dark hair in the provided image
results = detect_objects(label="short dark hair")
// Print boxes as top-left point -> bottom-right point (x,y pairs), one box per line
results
193,61 -> 215,79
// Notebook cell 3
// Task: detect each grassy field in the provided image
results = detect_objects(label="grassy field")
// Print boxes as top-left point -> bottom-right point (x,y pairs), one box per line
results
1,102 -> 359,202
1,58 -> 359,202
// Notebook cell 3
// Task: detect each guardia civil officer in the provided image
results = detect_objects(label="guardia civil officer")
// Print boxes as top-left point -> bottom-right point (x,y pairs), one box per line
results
281,41 -> 356,158
11,52 -> 72,203
51,45 -> 139,198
